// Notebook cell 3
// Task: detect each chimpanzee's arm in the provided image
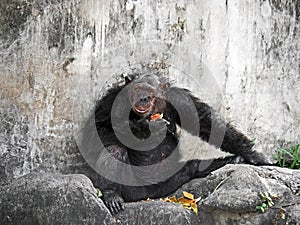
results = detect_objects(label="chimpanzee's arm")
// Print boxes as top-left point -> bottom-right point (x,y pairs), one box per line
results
167,87 -> 270,165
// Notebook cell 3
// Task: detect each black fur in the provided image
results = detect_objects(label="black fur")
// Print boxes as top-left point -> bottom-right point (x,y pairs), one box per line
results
82,74 -> 270,214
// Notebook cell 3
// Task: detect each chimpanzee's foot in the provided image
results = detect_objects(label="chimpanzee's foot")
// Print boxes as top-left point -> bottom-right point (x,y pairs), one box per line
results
102,190 -> 125,214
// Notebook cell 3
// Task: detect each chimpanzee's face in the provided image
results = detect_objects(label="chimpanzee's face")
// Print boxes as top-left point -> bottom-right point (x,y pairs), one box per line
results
127,74 -> 168,118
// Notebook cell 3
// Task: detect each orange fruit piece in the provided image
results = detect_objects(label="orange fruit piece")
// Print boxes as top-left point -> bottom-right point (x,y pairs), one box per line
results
150,113 -> 163,121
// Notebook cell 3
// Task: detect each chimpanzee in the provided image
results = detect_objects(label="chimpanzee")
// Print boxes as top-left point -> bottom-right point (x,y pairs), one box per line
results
81,73 -> 270,214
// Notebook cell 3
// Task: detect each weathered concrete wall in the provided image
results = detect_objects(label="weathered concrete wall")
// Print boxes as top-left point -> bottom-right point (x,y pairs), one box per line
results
0,0 -> 299,185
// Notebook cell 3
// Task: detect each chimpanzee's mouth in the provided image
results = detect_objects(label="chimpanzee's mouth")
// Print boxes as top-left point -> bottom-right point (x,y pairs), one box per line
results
132,95 -> 155,116
134,99 -> 154,115
134,104 -> 152,114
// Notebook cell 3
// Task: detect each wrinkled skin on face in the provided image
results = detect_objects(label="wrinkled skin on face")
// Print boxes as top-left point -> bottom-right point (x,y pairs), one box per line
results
127,74 -> 169,118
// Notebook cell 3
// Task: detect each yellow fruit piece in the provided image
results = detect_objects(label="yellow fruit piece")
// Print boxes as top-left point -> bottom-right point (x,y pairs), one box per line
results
183,191 -> 194,200
157,191 -> 199,215
169,196 -> 177,203
191,202 -> 198,214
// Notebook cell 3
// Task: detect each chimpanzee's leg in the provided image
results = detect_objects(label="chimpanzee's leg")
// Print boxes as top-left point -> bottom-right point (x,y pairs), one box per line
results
121,155 -> 242,202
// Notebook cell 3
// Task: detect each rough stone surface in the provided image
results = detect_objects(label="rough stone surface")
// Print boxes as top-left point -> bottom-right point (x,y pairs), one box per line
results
0,173 -> 114,225
0,173 -> 199,225
115,202 -> 199,225
175,164 -> 300,225
1,166 -> 299,225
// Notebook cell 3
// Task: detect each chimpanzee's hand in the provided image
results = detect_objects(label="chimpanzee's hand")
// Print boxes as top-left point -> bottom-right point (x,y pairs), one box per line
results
102,190 -> 125,214
114,120 -> 148,134
242,150 -> 273,165
149,119 -> 168,135
131,119 -> 150,131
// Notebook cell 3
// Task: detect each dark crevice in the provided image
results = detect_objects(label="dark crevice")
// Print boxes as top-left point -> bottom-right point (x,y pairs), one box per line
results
226,0 -> 228,12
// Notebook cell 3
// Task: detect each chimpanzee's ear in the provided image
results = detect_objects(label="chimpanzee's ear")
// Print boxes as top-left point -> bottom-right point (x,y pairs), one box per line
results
159,81 -> 170,91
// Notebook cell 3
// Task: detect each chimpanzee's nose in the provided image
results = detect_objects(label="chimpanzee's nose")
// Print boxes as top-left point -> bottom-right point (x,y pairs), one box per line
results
139,96 -> 151,103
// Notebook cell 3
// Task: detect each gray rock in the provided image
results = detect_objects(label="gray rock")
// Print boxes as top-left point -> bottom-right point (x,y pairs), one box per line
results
1,166 -> 300,225
115,201 -> 199,225
0,173 -> 114,225
175,164 -> 300,225
0,172 -> 199,225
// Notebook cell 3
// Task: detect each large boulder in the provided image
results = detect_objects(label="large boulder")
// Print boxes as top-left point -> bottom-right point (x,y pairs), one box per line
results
0,172 -> 198,225
1,165 -> 299,225
175,164 -> 300,225
0,173 -> 114,225
115,201 -> 199,225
